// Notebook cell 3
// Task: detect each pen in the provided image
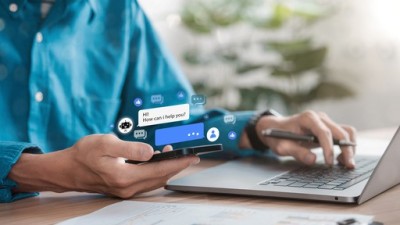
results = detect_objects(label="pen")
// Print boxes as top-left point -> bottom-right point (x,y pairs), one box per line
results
262,128 -> 356,147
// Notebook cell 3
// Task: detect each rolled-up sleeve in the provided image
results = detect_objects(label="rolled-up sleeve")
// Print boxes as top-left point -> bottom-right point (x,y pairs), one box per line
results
0,142 -> 42,203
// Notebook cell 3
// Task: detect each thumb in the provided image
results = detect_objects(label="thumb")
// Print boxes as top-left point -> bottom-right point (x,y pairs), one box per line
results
277,141 -> 316,165
289,145 -> 316,166
101,135 -> 154,161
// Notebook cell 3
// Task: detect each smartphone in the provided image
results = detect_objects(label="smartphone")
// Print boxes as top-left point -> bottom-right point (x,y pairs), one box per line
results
125,144 -> 223,164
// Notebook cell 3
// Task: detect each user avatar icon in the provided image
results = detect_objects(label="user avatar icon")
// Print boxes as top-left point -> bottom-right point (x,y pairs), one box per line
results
210,131 -> 216,138
206,127 -> 220,142
117,117 -> 134,134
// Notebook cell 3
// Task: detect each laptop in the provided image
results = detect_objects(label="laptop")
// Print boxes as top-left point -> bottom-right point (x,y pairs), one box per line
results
166,127 -> 400,204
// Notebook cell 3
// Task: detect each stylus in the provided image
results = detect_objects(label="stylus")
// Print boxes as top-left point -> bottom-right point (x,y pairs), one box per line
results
262,128 -> 356,147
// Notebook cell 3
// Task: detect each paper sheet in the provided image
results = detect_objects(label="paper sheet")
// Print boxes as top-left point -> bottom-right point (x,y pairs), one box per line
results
58,201 -> 373,225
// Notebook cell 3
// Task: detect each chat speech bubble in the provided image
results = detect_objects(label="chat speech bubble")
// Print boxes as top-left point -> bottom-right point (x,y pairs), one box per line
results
134,129 -> 147,139
151,94 -> 164,104
191,94 -> 206,105
138,104 -> 190,127
223,115 -> 236,124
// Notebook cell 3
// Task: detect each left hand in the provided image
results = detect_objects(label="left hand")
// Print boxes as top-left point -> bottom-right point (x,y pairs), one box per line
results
246,110 -> 356,169
9,135 -> 199,198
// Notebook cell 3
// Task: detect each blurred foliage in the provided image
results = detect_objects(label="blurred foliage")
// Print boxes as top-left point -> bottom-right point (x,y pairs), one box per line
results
181,0 -> 257,33
180,0 -> 354,113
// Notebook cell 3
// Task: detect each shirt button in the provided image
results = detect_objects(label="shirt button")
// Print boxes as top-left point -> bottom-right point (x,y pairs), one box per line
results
35,92 -> 44,102
36,32 -> 43,43
9,3 -> 18,13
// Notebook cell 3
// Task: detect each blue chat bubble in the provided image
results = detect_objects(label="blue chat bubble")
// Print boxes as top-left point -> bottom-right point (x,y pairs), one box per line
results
191,94 -> 206,105
151,94 -> 164,104
223,115 -> 236,124
155,123 -> 204,146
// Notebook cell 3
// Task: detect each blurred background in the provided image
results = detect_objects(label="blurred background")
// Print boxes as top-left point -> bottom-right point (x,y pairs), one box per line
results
139,0 -> 400,131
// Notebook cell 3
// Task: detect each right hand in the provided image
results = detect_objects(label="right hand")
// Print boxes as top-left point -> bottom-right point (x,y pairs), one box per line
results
10,134 -> 199,198
254,111 -> 356,168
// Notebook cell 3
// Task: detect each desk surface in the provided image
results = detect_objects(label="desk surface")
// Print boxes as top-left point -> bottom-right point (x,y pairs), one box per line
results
1,128 -> 399,225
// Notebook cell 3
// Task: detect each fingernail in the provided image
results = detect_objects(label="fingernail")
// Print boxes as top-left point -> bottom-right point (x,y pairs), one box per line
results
329,150 -> 334,166
304,153 -> 315,165
191,157 -> 200,165
142,147 -> 153,159
348,158 -> 356,168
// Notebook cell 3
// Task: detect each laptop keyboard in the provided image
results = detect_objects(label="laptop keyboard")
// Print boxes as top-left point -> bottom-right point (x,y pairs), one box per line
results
260,158 -> 378,190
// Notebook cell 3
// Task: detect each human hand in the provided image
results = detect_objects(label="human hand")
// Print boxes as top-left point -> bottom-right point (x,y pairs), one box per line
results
69,134 -> 200,198
255,111 -> 356,168
10,134 -> 199,198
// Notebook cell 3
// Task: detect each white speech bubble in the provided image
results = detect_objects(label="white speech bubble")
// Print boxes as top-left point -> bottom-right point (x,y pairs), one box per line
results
134,129 -> 147,139
151,94 -> 164,104
223,115 -> 236,124
138,104 -> 190,127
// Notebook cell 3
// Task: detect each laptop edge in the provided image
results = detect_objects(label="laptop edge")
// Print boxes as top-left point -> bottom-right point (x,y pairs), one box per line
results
166,127 -> 400,204
357,127 -> 400,204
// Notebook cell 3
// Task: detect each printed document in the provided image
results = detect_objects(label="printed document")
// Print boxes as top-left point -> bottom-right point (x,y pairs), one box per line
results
58,201 -> 373,225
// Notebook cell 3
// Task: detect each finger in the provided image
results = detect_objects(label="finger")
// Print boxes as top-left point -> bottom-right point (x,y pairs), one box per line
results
341,125 -> 357,155
133,155 -> 200,181
319,113 -> 355,169
132,169 -> 181,196
273,140 -> 317,165
162,145 -> 173,152
117,154 -> 199,188
133,178 -> 169,195
116,158 -> 192,198
112,177 -> 169,199
297,111 -> 334,165
100,135 -> 153,161
339,125 -> 357,169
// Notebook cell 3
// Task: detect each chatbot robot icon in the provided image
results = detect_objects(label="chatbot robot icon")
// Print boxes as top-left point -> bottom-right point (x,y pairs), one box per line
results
117,117 -> 134,134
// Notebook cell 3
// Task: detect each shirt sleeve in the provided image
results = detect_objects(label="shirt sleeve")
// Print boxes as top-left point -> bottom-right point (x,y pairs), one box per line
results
114,1 -> 257,158
0,142 -> 42,203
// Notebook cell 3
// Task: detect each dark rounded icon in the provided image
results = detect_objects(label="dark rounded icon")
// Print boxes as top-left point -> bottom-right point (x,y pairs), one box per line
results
118,117 -> 134,134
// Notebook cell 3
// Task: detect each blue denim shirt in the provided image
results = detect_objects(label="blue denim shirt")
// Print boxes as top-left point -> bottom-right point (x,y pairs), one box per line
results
0,0 -> 255,202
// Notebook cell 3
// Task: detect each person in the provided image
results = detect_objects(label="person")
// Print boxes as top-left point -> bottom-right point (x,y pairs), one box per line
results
0,0 -> 356,203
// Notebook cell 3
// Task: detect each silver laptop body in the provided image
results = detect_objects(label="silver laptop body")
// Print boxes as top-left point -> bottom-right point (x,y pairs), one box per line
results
166,127 -> 400,204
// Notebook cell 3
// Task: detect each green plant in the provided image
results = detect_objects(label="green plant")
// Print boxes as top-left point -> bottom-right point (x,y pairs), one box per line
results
180,0 -> 354,113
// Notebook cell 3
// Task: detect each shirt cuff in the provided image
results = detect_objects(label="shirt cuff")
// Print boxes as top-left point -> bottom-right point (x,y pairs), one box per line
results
0,141 -> 42,203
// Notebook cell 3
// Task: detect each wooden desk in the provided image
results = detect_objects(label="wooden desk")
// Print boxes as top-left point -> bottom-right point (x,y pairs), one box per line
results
1,128 -> 399,225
